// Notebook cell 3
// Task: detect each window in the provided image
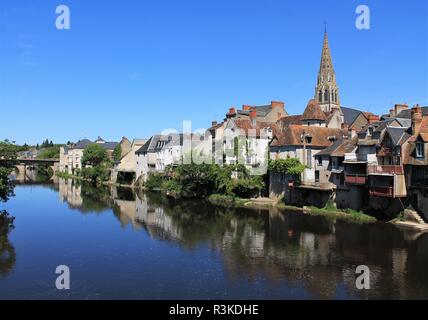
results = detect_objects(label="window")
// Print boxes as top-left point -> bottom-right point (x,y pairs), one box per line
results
318,157 -> 322,165
324,90 -> 329,102
319,90 -> 322,102
307,149 -> 312,168
416,143 -> 425,158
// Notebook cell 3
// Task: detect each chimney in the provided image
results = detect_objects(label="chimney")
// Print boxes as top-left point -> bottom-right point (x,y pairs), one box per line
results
250,110 -> 257,126
367,114 -> 380,124
271,101 -> 285,110
389,109 -> 395,117
242,105 -> 251,111
250,110 -> 257,119
411,104 -> 422,135
211,121 -> 218,127
394,103 -> 408,117
348,127 -> 357,140
227,107 -> 236,118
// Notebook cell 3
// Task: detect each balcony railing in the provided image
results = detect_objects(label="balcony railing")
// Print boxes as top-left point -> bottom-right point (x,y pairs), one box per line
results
345,174 -> 367,185
369,186 -> 394,197
367,165 -> 404,175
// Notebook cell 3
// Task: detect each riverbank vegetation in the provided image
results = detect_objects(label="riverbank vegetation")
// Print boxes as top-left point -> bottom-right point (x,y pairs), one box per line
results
277,200 -> 377,224
144,164 -> 264,199
268,158 -> 306,178
60,144 -> 113,184
0,141 -> 17,235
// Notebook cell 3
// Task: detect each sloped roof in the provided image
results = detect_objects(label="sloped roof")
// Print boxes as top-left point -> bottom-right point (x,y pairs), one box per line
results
341,107 -> 363,125
232,119 -> 281,137
396,106 -> 428,119
301,99 -> 326,121
136,137 -> 153,154
271,125 -> 346,148
408,116 -> 428,143
74,139 -> 92,149
100,142 -> 119,150
135,134 -> 184,154
385,126 -> 410,146
277,115 -> 302,130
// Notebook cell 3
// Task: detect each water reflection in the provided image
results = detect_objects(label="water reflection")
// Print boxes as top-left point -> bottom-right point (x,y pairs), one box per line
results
56,179 -> 428,299
0,212 -> 16,278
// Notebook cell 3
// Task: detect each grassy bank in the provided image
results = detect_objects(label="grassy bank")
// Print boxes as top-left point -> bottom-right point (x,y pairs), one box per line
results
277,202 -> 376,224
207,194 -> 251,207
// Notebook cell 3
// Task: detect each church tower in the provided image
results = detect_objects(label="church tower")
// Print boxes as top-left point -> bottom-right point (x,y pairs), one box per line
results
315,30 -> 340,113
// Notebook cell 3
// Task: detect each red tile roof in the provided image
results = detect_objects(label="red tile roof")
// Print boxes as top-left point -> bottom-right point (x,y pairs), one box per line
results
271,125 -> 347,148
301,99 -> 327,121
232,119 -> 281,137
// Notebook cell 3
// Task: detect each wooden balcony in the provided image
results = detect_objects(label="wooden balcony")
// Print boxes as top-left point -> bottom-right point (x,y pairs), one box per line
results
345,174 -> 367,185
377,147 -> 393,156
367,165 -> 404,175
369,186 -> 394,197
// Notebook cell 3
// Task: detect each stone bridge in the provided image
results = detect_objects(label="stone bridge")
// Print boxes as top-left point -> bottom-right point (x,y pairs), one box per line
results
0,158 -> 60,182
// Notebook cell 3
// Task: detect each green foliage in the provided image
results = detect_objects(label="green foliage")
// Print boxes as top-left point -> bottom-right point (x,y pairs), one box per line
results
82,144 -> 109,167
0,210 -> 15,236
37,146 -> 60,159
172,164 -> 217,198
113,145 -> 122,162
226,177 -> 263,198
145,173 -> 167,191
81,163 -> 111,183
268,158 -> 306,177
150,163 -> 265,199
40,139 -> 54,148
0,141 -> 18,202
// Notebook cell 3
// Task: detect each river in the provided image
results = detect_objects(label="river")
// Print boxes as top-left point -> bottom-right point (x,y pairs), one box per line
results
0,180 -> 427,299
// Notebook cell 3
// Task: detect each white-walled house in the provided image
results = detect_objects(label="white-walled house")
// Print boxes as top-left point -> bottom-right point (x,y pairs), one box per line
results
222,110 -> 277,173
135,134 -> 184,182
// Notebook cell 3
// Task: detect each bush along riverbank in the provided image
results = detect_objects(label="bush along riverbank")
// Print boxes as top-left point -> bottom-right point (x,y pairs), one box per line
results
143,163 -> 265,200
277,199 -> 377,224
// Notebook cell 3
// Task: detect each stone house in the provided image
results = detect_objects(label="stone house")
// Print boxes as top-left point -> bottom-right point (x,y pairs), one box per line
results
269,123 -> 346,205
135,134 -> 184,182
59,137 -> 118,174
223,110 -> 278,174
403,106 -> 428,219
111,138 -> 148,185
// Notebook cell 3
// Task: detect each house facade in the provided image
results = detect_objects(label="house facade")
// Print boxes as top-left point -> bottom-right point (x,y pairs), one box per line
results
59,137 -> 118,174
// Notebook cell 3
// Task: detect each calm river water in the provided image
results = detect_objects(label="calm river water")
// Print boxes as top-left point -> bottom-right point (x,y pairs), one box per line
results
1,180 -> 427,299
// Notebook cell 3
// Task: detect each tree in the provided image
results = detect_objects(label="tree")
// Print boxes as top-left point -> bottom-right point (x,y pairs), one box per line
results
113,145 -> 122,162
81,144 -> 109,167
0,141 -> 17,203
37,146 -> 60,159
81,144 -> 111,184
268,158 -> 306,178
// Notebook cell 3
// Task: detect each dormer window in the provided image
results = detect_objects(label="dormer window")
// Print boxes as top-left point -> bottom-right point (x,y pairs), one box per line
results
416,142 -> 425,158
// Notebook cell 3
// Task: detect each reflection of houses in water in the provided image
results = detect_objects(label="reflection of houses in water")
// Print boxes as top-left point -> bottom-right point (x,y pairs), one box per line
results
58,179 -> 83,208
54,180 -> 428,299
113,198 -> 142,231
134,194 -> 181,241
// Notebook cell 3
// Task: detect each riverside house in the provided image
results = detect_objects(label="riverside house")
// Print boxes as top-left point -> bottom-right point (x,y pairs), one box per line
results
111,138 -> 148,185
59,136 -> 118,174
135,134 -> 184,182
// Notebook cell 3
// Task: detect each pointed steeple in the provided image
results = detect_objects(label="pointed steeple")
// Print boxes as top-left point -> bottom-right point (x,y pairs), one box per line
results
315,30 -> 340,113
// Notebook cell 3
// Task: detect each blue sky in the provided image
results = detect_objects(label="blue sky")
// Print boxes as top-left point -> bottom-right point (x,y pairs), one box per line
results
1,0 -> 427,145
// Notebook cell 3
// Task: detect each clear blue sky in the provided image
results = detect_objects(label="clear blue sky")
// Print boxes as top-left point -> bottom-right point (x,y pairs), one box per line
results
1,0 -> 427,145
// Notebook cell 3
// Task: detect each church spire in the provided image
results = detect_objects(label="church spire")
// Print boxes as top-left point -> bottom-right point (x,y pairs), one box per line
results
315,29 -> 340,113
